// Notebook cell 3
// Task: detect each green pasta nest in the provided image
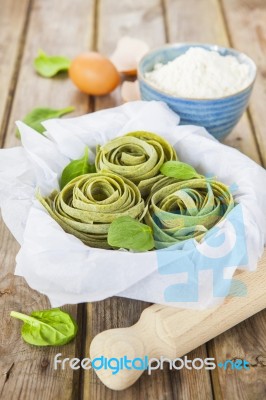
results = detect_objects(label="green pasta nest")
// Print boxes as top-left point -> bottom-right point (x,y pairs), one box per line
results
37,171 -> 145,249
144,176 -> 234,249
37,131 -> 234,251
95,131 -> 177,196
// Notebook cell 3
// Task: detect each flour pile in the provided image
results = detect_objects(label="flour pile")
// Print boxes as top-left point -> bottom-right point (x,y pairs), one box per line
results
145,47 -> 251,99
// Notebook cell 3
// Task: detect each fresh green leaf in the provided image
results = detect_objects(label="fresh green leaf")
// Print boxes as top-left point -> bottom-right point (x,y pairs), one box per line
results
16,106 -> 75,137
34,49 -> 71,77
108,216 -> 154,251
10,308 -> 78,346
60,147 -> 96,189
160,161 -> 201,180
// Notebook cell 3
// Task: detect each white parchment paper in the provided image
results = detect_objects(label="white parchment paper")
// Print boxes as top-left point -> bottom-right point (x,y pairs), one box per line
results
0,101 -> 265,308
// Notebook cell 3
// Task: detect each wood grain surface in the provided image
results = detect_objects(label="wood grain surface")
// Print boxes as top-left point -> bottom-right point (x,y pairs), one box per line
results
0,0 -> 265,399
0,0 -> 31,145
89,256 -> 266,390
211,1 -> 266,398
221,0 -> 266,167
165,0 -> 266,399
0,1 -> 93,399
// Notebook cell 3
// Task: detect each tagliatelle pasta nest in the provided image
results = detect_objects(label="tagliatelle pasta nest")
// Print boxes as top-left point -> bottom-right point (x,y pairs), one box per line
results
145,177 -> 235,249
2,101 -> 264,309
95,131 -> 177,196
37,171 -> 145,249
36,130 -> 236,252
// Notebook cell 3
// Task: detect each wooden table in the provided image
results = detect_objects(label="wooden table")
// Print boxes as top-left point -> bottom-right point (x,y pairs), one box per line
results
0,1 -> 265,399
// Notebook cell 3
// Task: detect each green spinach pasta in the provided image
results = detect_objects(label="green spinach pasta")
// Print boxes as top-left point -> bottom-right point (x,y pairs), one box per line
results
37,131 -> 235,252
37,171 -> 145,249
144,176 -> 235,249
95,131 -> 177,196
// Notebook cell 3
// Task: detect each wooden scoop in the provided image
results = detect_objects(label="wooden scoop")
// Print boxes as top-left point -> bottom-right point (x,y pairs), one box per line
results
90,251 -> 266,391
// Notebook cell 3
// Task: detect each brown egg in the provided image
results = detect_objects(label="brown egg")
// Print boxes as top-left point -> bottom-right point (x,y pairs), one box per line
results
69,52 -> 120,95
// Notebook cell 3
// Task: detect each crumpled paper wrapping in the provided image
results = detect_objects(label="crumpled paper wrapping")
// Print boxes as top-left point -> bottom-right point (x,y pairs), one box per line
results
0,101 -> 265,308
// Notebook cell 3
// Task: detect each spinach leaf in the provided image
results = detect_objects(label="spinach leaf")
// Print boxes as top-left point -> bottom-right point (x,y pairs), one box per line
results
107,216 -> 154,251
60,147 -> 96,189
34,49 -> 71,77
10,308 -> 78,346
16,106 -> 75,137
160,161 -> 201,180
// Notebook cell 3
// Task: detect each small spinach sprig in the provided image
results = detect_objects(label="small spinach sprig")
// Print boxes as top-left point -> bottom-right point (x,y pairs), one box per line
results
34,49 -> 71,78
107,216 -> 154,251
16,106 -> 75,137
10,308 -> 78,346
60,147 -> 96,189
160,161 -> 201,180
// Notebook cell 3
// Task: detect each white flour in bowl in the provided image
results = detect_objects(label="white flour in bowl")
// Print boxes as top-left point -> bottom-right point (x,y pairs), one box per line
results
145,47 -> 252,99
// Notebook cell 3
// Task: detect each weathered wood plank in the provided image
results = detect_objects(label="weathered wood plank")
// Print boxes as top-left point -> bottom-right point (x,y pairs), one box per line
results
163,1 -> 251,398
83,1 -> 213,399
86,298 -> 180,400
94,0 -> 167,109
161,1 -> 266,399
4,0 -> 92,149
1,1 -> 264,399
87,296 -> 213,400
83,0 -> 203,399
206,1 -> 266,398
164,0 -> 260,163
0,0 -> 94,399
0,0 -> 31,145
164,0 -> 266,398
221,0 -> 266,166
208,309 -> 266,400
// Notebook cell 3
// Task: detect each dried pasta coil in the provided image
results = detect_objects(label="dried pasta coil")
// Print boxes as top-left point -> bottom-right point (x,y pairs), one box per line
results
145,177 -> 234,249
37,171 -> 145,249
95,131 -> 177,196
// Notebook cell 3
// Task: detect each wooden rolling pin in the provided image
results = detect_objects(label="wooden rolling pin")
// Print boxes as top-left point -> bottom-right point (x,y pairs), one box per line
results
90,251 -> 266,391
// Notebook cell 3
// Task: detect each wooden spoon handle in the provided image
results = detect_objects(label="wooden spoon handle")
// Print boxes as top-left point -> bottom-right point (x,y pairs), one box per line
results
90,252 -> 266,391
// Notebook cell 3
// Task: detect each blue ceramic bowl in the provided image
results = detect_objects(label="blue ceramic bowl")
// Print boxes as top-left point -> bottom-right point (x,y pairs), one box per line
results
138,43 -> 257,140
